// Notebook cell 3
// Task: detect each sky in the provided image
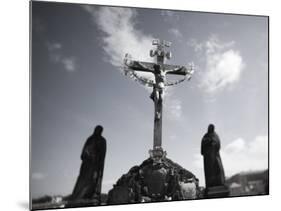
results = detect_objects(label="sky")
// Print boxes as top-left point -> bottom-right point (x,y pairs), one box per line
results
31,1 -> 268,198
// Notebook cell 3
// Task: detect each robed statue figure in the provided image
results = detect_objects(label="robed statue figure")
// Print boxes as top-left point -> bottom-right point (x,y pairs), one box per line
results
201,124 -> 225,188
71,125 -> 107,203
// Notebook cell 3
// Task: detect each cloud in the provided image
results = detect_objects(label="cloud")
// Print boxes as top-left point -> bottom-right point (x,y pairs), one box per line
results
46,42 -> 62,52
168,28 -> 183,39
162,11 -> 182,41
224,138 -> 245,153
164,88 -> 183,121
193,135 -> 268,177
61,57 -> 76,72
188,36 -> 244,93
168,134 -> 178,141
161,10 -> 180,22
165,98 -> 182,121
187,38 -> 204,53
46,42 -> 76,72
32,172 -> 46,180
83,6 -> 154,68
222,136 -> 268,175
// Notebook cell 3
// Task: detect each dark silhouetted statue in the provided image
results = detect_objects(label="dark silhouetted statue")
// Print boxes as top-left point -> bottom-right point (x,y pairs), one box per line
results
71,125 -> 106,203
201,124 -> 225,189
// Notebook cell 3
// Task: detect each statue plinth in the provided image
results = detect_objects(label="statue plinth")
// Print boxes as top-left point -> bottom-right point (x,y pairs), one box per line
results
149,146 -> 167,163
205,185 -> 229,198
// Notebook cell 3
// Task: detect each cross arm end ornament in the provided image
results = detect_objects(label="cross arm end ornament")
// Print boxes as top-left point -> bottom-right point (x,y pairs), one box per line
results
124,54 -> 154,73
163,64 -> 195,86
165,64 -> 194,76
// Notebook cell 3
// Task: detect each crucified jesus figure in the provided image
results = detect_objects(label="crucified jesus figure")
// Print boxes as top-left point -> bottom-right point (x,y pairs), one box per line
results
150,64 -> 165,120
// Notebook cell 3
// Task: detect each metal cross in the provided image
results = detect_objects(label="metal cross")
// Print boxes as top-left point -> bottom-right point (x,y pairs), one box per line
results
123,39 -> 194,161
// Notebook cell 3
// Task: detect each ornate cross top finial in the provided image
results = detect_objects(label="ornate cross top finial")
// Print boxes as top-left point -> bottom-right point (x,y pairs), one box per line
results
150,39 -> 172,64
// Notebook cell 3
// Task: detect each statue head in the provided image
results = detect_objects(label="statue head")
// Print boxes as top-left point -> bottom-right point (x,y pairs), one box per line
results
207,124 -> 215,133
94,125 -> 103,136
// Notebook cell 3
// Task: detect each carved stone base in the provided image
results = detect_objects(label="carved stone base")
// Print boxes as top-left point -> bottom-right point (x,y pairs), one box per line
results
205,185 -> 229,198
107,157 -> 199,204
149,146 -> 167,163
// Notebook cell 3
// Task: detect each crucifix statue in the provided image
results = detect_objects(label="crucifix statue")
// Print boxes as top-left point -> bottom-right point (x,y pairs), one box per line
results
123,39 -> 194,162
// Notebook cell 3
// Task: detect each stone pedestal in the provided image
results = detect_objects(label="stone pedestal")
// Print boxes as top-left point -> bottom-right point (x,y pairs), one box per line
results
205,185 -> 229,198
149,146 -> 166,163
107,157 -> 199,205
